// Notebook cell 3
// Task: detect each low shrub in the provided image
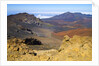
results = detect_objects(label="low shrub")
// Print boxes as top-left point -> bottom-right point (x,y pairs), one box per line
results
24,38 -> 42,45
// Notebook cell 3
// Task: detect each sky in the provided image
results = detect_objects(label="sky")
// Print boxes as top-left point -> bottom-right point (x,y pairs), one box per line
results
7,4 -> 92,19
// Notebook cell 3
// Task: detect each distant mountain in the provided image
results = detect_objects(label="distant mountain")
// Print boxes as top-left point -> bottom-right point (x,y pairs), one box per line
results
7,13 -> 53,39
7,12 -> 92,39
42,12 -> 92,32
8,13 -> 46,26
43,12 -> 91,22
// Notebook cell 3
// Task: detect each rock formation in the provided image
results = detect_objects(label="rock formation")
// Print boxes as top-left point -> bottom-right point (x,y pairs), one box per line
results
50,35 -> 92,61
7,35 -> 92,61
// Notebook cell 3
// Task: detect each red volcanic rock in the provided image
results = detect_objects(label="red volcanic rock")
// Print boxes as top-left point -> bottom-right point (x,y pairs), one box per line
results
53,28 -> 92,39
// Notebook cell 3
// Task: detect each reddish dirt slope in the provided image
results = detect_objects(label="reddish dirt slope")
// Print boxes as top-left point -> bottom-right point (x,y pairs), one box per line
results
53,28 -> 92,39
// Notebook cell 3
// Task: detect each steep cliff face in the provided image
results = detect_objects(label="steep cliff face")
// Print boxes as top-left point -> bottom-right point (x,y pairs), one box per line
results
7,35 -> 92,61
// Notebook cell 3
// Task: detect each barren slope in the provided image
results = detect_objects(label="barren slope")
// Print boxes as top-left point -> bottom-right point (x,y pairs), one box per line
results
53,28 -> 92,39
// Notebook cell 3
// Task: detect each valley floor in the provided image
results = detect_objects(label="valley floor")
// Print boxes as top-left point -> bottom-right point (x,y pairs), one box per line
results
28,36 -> 62,50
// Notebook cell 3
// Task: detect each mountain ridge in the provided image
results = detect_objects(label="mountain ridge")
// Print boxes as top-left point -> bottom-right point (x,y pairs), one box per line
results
42,12 -> 92,21
7,13 -> 53,39
42,12 -> 92,32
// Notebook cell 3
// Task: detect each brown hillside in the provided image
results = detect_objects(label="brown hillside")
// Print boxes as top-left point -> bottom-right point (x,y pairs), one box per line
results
53,28 -> 92,39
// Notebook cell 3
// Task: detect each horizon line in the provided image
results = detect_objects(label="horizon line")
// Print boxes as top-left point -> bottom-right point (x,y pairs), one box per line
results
7,11 -> 92,19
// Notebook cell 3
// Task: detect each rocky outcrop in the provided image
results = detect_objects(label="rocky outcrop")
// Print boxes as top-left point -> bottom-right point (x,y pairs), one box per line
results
7,35 -> 92,61
50,35 -> 92,61
7,38 -> 37,61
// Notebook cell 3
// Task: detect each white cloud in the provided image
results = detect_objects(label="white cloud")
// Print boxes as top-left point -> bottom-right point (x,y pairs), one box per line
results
36,14 -> 52,19
71,12 -> 92,15
81,12 -> 92,15
29,12 -> 64,15
31,12 -> 92,19
29,12 -> 92,15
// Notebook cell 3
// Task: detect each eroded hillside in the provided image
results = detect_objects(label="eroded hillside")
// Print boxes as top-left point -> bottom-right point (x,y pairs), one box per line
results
7,13 -> 53,39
